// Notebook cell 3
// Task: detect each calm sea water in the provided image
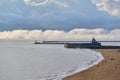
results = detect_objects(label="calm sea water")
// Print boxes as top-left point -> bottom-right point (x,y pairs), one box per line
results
101,42 -> 120,46
0,40 -> 104,80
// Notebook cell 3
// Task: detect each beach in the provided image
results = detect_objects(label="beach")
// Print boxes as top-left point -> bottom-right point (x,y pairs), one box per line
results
63,49 -> 120,80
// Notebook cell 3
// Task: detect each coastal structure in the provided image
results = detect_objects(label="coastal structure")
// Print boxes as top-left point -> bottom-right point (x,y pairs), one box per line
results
64,38 -> 120,49
34,39 -> 120,44
34,40 -> 66,44
34,38 -> 120,49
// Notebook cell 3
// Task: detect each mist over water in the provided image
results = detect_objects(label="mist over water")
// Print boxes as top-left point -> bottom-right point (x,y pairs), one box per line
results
0,40 -> 103,80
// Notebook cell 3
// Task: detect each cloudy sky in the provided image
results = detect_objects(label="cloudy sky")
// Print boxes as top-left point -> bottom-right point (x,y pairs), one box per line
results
0,0 -> 120,31
0,0 -> 120,40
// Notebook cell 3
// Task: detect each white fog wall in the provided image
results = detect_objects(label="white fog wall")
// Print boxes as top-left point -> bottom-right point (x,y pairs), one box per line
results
0,28 -> 120,40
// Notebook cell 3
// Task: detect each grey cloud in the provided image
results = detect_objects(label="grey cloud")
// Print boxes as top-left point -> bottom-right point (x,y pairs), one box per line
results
92,0 -> 120,16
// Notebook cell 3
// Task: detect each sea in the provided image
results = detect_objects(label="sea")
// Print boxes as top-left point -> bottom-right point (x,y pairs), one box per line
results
0,40 -> 105,80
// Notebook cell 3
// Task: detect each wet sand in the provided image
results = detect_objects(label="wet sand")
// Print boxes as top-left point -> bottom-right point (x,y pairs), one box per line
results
63,49 -> 120,80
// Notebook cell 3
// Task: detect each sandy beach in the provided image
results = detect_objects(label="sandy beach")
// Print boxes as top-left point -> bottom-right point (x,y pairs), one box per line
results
63,49 -> 120,80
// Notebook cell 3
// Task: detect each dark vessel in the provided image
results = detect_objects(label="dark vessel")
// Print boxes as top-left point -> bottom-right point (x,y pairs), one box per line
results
64,38 -> 120,49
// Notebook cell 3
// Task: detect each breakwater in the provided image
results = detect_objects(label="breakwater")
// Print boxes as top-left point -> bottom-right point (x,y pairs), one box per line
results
64,43 -> 120,49
34,40 -> 120,44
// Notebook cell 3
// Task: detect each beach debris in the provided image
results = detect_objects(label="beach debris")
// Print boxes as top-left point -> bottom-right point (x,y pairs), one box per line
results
104,60 -> 107,63
110,58 -> 114,61
115,66 -> 117,69
117,49 -> 120,52
97,65 -> 99,67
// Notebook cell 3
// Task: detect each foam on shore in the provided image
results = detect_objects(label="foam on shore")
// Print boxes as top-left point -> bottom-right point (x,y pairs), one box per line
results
40,49 -> 104,80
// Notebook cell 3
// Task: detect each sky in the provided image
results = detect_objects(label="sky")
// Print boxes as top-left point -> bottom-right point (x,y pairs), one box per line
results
0,0 -> 120,40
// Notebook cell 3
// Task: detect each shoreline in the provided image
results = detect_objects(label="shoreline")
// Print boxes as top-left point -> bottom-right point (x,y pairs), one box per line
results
43,49 -> 104,80
63,49 -> 120,80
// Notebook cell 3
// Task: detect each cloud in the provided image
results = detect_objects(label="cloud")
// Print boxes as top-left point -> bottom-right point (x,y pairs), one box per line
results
92,0 -> 120,16
53,0 -> 69,8
24,0 -> 52,6
0,28 -> 120,40
24,0 -> 69,8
